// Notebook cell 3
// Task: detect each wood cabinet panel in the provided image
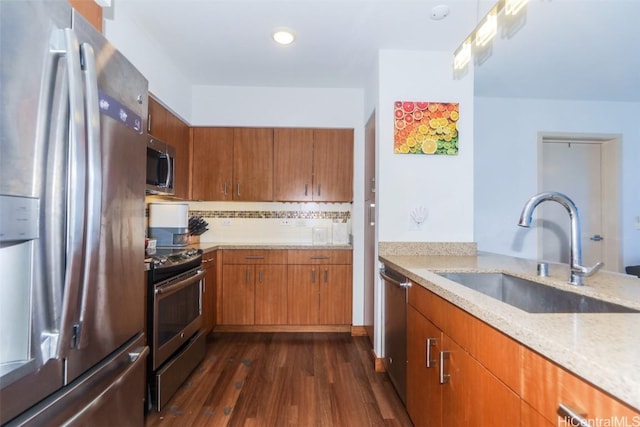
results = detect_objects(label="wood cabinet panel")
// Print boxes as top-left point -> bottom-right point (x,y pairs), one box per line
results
201,251 -> 216,334
287,265 -> 319,325
521,401 -> 554,427
273,128 -> 314,201
254,265 -> 288,325
287,250 -> 352,265
191,127 -> 234,201
521,345 -> 639,424
233,128 -> 273,201
318,265 -> 352,324
223,249 -> 287,265
312,129 -> 353,202
222,264 -> 255,325
407,305 -> 443,427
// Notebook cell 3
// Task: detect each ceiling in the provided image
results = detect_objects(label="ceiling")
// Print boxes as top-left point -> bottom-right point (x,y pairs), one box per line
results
116,0 -> 639,101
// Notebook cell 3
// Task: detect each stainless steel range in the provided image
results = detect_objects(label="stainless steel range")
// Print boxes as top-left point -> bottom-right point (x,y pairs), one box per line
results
146,248 -> 206,412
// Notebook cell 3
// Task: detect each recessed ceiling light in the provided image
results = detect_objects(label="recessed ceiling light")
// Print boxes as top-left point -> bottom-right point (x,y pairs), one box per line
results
272,29 -> 296,45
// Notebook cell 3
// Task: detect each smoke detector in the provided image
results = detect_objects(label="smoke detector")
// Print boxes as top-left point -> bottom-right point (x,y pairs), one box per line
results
431,5 -> 450,20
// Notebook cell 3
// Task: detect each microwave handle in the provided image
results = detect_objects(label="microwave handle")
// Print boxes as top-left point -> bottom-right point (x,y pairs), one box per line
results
163,154 -> 172,189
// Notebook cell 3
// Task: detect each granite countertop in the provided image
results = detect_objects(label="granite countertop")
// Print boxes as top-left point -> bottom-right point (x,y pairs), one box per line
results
379,251 -> 640,411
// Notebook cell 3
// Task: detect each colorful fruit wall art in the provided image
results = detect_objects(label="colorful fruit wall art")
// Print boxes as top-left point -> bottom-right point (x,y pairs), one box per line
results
393,101 -> 459,155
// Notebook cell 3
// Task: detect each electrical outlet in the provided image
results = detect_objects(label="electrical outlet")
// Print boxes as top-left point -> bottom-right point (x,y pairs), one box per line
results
221,219 -> 232,227
295,219 -> 306,227
280,219 -> 292,226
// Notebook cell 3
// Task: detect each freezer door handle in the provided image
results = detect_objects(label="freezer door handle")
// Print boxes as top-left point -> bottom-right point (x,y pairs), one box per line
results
58,28 -> 88,357
75,41 -> 102,350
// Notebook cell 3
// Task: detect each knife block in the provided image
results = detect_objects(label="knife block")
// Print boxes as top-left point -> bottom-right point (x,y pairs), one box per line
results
187,235 -> 200,244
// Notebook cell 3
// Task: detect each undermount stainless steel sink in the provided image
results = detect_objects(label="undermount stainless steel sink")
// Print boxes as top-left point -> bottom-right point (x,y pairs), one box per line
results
438,272 -> 639,314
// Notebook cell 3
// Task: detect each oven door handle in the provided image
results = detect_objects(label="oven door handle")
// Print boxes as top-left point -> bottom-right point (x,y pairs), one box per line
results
155,270 -> 206,297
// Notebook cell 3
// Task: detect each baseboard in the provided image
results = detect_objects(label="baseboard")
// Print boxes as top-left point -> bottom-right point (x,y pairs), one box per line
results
350,325 -> 368,336
373,350 -> 386,373
213,325 -> 352,333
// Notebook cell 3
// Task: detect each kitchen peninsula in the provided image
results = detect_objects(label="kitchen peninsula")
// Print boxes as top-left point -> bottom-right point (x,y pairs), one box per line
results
380,244 -> 640,425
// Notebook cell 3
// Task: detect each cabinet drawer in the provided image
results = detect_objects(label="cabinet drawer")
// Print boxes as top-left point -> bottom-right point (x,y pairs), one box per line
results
521,346 -> 639,424
201,251 -> 216,265
287,249 -> 352,265
222,249 -> 287,265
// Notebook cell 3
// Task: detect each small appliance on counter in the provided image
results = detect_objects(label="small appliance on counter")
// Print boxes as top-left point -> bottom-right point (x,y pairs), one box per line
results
148,202 -> 189,247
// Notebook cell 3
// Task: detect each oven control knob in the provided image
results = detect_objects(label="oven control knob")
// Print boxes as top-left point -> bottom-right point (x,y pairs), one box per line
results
180,332 -> 185,339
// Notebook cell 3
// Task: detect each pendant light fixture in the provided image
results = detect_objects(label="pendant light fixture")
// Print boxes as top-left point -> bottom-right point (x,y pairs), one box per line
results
453,0 -> 529,72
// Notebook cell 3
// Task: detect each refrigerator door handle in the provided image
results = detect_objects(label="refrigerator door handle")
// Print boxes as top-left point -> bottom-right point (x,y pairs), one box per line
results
57,28 -> 88,357
75,42 -> 102,350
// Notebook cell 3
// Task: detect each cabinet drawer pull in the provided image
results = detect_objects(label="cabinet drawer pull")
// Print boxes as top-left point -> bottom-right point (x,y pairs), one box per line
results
439,351 -> 450,384
426,338 -> 436,368
244,256 -> 265,260
557,403 -> 590,427
310,256 -> 330,260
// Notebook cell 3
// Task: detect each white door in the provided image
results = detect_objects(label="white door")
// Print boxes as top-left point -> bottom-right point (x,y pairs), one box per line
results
541,141 -> 603,267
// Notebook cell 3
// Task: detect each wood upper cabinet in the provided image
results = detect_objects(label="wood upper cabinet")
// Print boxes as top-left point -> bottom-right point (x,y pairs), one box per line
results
313,129 -> 353,202
233,128 -> 274,201
148,97 -> 191,199
201,251 -> 216,334
191,127 -> 234,201
287,250 -> 352,325
273,128 -> 354,202
273,128 -> 314,201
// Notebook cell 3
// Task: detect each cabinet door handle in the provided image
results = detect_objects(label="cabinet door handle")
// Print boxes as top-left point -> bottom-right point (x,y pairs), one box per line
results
223,182 -> 228,196
323,269 -> 328,283
439,351 -> 450,384
304,183 -> 308,196
426,338 -> 436,368
557,403 -> 590,427
311,269 -> 316,283
147,113 -> 152,133
237,183 -> 241,196
258,270 -> 263,283
202,277 -> 206,294
317,184 -> 321,196
246,269 -> 251,284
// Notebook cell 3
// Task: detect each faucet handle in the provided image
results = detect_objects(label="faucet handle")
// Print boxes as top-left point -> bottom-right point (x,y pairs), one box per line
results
572,261 -> 604,277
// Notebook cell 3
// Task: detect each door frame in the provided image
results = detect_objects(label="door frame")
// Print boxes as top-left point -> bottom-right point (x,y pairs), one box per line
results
536,132 -> 622,272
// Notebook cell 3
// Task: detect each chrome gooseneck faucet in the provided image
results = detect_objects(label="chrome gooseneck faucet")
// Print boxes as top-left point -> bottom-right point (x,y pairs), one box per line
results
518,192 -> 603,286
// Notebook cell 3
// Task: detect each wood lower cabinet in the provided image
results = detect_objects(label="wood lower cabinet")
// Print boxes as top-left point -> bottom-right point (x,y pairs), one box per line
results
407,283 -> 520,426
201,251 -> 216,334
521,345 -> 640,425
407,305 -> 443,427
287,250 -> 352,326
221,250 -> 287,325
406,279 -> 640,427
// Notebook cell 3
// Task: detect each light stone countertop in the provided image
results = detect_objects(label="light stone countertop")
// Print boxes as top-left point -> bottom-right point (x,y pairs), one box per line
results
379,251 -> 640,411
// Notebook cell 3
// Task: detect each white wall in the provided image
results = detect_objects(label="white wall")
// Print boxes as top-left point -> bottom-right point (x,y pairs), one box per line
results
377,50 -> 475,242
191,86 -> 366,325
103,3 -> 192,121
373,49 -> 475,358
475,97 -> 640,268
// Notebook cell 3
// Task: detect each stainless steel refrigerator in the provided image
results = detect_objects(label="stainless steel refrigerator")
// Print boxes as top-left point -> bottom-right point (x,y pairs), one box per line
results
0,1 -> 149,424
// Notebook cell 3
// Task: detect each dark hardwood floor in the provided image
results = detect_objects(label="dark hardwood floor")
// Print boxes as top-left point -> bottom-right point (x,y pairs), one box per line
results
145,333 -> 413,426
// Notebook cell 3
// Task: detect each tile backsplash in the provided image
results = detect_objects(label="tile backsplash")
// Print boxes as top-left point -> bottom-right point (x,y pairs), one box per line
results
187,201 -> 352,244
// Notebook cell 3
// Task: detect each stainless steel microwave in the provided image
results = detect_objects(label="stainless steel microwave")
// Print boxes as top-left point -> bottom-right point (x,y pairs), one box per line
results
146,137 -> 175,195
